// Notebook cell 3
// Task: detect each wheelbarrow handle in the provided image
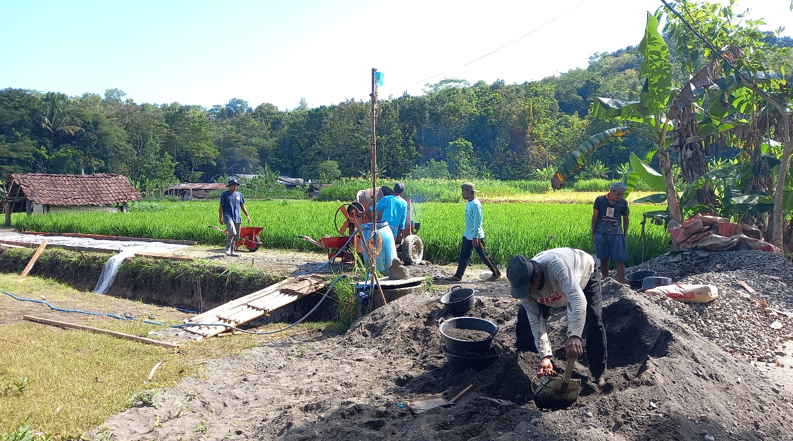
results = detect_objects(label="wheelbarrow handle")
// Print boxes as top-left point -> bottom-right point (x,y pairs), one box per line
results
559,357 -> 576,393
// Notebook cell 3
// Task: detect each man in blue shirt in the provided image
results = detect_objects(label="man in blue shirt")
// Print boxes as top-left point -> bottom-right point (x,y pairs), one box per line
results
219,177 -> 251,256
376,182 -> 408,244
446,182 -> 500,282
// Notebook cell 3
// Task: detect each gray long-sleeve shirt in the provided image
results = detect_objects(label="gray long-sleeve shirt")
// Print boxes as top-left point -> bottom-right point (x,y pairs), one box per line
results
518,248 -> 594,359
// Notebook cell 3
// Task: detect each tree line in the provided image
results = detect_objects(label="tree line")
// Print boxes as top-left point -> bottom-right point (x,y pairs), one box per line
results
0,47 -> 657,186
1,16 -> 790,188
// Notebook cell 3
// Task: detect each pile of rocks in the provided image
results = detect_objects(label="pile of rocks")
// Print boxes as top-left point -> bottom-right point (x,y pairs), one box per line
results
628,250 -> 793,364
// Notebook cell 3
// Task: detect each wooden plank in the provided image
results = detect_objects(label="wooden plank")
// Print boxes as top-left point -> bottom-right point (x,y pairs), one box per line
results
736,280 -> 757,294
187,275 -> 325,323
184,274 -> 327,338
20,240 -> 48,277
23,315 -> 179,349
134,252 -> 196,261
24,231 -> 197,245
0,243 -> 24,249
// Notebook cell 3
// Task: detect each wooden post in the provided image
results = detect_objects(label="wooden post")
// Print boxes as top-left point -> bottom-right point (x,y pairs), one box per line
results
20,240 -> 47,277
25,199 -> 32,216
4,201 -> 10,227
23,315 -> 179,349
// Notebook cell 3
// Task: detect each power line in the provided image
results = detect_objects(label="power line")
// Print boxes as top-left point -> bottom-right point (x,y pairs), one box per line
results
410,0 -> 593,87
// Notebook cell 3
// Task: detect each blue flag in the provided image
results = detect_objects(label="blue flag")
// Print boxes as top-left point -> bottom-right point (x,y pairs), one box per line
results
375,72 -> 384,87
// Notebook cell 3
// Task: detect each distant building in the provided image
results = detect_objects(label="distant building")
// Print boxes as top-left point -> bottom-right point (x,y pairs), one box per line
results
277,176 -> 305,188
4,173 -> 142,226
166,183 -> 226,200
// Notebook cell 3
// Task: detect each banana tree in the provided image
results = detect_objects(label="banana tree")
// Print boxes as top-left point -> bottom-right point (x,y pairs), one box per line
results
563,12 -> 682,221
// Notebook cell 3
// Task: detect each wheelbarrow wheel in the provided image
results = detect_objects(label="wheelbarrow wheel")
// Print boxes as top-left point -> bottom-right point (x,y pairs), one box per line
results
401,235 -> 423,265
246,237 -> 262,252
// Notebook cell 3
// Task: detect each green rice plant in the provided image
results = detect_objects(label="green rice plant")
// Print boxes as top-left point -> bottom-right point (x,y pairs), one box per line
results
12,199 -> 669,267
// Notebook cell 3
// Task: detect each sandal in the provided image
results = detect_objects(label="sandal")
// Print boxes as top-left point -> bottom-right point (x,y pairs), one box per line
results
486,274 -> 501,282
445,276 -> 462,282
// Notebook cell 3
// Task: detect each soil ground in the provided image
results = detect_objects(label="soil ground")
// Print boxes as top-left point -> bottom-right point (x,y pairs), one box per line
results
4,232 -> 793,440
79,244 -> 793,441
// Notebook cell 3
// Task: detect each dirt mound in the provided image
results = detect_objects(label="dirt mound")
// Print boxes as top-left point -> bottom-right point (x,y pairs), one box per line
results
91,277 -> 793,441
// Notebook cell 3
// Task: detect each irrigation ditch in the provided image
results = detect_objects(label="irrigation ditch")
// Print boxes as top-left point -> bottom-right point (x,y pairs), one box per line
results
0,247 -> 341,324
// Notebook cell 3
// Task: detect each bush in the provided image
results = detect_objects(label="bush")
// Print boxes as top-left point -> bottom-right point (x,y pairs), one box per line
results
573,179 -> 611,192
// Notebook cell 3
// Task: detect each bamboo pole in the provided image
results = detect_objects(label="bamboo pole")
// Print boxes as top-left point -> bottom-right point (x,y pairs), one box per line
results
23,315 -> 179,349
20,240 -> 48,277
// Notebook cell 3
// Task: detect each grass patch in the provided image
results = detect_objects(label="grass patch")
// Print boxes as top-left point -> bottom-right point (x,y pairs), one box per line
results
0,275 -> 331,438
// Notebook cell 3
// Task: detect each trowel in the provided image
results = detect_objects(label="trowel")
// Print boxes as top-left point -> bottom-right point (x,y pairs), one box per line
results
533,357 -> 580,409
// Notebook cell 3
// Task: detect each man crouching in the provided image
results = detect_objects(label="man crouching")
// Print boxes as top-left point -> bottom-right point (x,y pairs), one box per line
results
506,248 -> 607,387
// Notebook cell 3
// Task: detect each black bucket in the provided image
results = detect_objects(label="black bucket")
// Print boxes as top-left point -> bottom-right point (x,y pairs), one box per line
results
641,276 -> 673,291
439,317 -> 498,356
443,343 -> 502,372
626,270 -> 657,290
440,285 -> 475,315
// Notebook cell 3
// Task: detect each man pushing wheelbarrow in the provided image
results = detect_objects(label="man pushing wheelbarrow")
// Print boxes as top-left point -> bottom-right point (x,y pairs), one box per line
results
218,177 -> 253,256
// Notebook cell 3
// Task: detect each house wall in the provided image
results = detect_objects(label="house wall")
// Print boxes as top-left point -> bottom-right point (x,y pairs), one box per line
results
49,205 -> 121,213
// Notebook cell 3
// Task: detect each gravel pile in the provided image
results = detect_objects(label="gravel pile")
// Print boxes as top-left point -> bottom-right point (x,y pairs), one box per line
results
627,250 -> 793,364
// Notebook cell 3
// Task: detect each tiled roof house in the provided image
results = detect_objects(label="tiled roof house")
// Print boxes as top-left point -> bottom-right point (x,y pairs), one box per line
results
4,173 -> 141,225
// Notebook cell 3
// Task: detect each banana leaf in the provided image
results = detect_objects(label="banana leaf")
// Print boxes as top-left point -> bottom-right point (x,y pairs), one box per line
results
627,152 -> 666,194
635,193 -> 668,203
590,98 -> 648,122
551,127 -> 629,189
638,12 -> 673,116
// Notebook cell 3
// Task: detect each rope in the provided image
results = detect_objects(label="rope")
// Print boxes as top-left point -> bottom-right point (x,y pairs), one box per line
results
1,291 -> 165,326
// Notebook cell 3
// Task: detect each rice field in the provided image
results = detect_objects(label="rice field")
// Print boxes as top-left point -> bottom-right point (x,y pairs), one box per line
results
11,200 -> 670,266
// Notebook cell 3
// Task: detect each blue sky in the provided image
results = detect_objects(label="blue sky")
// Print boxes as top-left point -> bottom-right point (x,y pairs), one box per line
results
1,0 -> 790,110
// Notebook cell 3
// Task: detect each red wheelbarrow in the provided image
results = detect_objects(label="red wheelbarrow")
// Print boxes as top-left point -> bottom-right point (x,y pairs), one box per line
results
209,225 -> 264,252
300,235 -> 354,263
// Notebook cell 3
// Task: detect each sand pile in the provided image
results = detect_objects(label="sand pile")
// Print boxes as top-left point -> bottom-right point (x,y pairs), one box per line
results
90,251 -> 793,441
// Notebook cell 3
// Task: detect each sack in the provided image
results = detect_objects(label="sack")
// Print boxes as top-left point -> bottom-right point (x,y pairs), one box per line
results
647,284 -> 719,303
694,214 -> 730,226
717,222 -> 742,237
696,234 -> 737,251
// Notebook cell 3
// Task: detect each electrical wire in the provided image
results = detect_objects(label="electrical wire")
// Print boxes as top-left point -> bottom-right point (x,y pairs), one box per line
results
1,291 -> 165,326
410,0 -> 593,87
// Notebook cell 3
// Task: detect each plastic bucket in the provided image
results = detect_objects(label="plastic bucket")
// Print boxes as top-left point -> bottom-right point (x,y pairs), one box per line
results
360,221 -> 397,272
439,317 -> 498,357
626,270 -> 657,290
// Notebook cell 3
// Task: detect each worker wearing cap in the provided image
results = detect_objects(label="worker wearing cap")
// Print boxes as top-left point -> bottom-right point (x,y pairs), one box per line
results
354,186 -> 394,222
592,182 -> 630,284
376,182 -> 408,244
446,182 -> 501,282
219,177 -> 251,257
507,248 -> 607,386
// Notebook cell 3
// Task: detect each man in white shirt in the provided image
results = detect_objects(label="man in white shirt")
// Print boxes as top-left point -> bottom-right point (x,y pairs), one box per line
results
507,248 -> 607,386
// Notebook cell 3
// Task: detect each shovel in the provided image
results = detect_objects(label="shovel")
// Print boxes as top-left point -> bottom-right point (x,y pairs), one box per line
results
408,384 -> 475,414
533,357 -> 580,409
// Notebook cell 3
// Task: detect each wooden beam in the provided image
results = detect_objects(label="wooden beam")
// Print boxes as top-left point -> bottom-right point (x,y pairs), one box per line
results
134,252 -> 196,261
23,315 -> 179,349
22,231 -> 197,245
20,240 -> 47,277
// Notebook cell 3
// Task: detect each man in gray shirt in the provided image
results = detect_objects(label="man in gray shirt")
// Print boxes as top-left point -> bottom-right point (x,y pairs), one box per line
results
507,248 -> 607,386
